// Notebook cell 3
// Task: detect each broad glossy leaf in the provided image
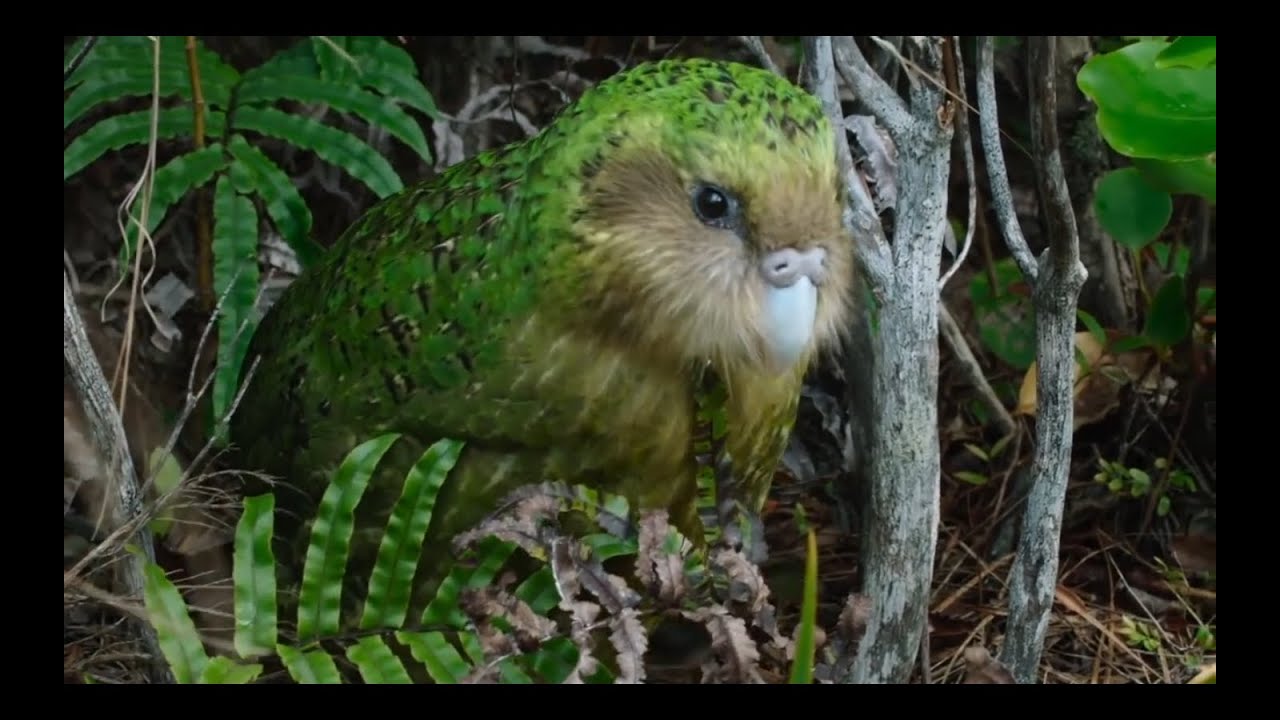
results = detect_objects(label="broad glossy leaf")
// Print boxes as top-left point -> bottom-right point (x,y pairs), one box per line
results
1078,40 -> 1215,160
1095,167 -> 1172,249
1156,36 -> 1216,69
1133,156 -> 1216,204
1145,275 -> 1193,347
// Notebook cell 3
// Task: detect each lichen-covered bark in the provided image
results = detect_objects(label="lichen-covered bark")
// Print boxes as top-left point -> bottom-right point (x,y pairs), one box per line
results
997,37 -> 1089,684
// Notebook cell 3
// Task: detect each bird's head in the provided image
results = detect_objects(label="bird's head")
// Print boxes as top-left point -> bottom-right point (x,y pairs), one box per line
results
536,58 -> 858,378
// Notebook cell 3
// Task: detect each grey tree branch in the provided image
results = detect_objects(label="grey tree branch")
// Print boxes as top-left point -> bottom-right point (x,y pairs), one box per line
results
976,38 -> 1039,284
939,37 -> 977,292
823,35 -> 953,685
990,36 -> 1089,684
63,271 -> 174,685
831,36 -> 914,138
939,304 -> 1017,436
800,36 -> 892,296
736,36 -> 783,77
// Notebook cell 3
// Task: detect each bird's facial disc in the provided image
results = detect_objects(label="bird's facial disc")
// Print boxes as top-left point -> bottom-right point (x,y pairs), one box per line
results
760,247 -> 827,370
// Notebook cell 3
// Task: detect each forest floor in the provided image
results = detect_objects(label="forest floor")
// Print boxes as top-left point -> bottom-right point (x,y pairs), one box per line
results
62,36 -> 1217,684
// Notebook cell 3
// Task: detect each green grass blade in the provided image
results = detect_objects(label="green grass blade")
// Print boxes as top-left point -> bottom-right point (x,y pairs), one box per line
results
211,175 -> 260,430
421,535 -> 516,629
119,145 -> 227,267
360,438 -> 464,631
238,74 -> 432,162
788,530 -> 819,684
199,656 -> 264,684
65,107 -> 227,182
233,493 -> 278,659
277,645 -> 343,684
233,106 -> 403,199
395,631 -> 473,683
140,560 -> 209,683
225,134 -> 322,268
346,635 -> 413,684
296,433 -> 402,643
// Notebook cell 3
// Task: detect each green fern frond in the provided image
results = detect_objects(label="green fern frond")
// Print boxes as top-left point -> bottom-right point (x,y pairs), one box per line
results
119,145 -> 227,266
199,656 -> 264,684
225,134 -> 322,269
360,438 -> 464,631
140,560 -> 210,683
396,630 -> 476,683
338,37 -> 441,120
296,433 -> 402,643
232,493 -> 278,658
346,636 -> 414,684
277,645 -> 343,684
420,534 -> 516,629
238,74 -> 433,162
233,106 -> 403,199
211,175 -> 261,428
64,107 -> 227,182
64,37 -> 238,128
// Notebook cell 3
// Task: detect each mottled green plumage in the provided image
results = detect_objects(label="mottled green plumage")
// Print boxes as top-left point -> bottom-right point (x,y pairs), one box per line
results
230,58 -> 855,627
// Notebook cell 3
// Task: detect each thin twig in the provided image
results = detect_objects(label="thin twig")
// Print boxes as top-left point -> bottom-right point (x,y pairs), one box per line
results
975,37 -> 1039,283
998,36 -> 1089,684
939,304 -> 1017,435
939,36 -> 978,292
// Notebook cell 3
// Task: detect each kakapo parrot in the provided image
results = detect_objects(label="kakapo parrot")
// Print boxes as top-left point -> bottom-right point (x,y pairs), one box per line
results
229,57 -> 858,627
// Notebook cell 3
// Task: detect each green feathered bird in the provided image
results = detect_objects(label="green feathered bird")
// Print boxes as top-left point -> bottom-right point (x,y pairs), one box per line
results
230,57 -> 858,630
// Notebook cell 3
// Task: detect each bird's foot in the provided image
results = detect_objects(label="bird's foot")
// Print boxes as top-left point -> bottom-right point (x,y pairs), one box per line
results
715,499 -> 769,565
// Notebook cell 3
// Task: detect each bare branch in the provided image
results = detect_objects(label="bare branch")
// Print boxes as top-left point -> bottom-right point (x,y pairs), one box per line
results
976,37 -> 1039,283
801,36 -> 891,296
736,36 -> 783,77
998,36 -> 1089,685
939,304 -> 1017,436
939,37 -> 978,292
63,271 -> 174,685
838,35 -> 952,685
831,36 -> 914,138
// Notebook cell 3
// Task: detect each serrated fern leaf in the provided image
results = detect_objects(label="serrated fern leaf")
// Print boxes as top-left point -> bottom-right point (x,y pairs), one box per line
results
241,40 -> 320,84
238,74 -> 432,162
340,37 -> 440,120
277,645 -> 344,684
528,636 -> 581,683
225,134 -> 321,268
296,433 -> 402,643
360,438 -> 464,631
65,36 -> 238,106
395,631 -> 474,683
119,145 -> 227,266
233,493 -> 278,659
212,176 -> 260,430
140,561 -> 209,683
64,107 -> 227,181
234,106 -> 403,199
346,636 -> 413,684
421,535 -> 516,629
312,36 -> 359,84
199,656 -> 264,684
64,69 -> 195,129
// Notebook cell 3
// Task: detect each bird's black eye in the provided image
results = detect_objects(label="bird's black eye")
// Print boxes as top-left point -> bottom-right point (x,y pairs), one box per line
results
692,184 -> 732,225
